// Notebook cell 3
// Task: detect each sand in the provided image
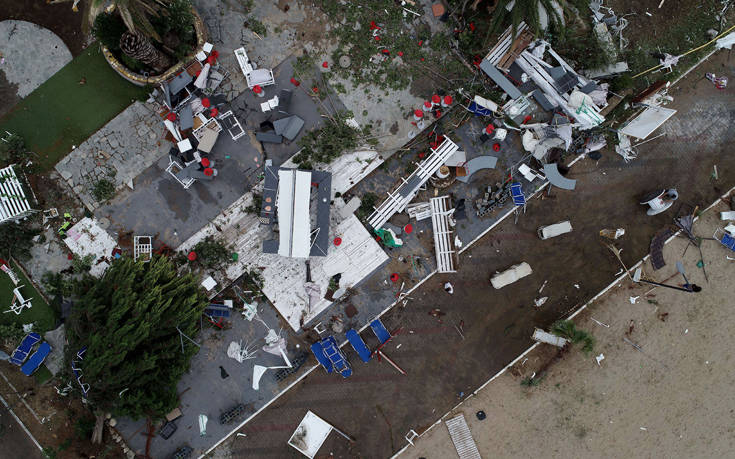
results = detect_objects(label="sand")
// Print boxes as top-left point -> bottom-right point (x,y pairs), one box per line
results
401,198 -> 735,459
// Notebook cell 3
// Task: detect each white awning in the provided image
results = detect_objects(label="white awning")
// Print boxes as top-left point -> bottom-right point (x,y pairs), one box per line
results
0,165 -> 32,223
288,411 -> 333,459
277,169 -> 312,258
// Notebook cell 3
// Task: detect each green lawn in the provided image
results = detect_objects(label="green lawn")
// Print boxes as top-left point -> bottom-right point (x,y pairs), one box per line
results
0,261 -> 56,333
0,44 -> 147,172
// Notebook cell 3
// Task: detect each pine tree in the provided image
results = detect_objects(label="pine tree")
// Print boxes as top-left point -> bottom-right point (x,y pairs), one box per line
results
489,0 -> 565,37
120,31 -> 173,72
67,255 -> 206,420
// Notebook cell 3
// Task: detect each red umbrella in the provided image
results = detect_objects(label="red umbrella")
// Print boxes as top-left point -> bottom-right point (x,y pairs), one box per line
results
423,101 -> 432,110
322,61 -> 329,68
390,273 -> 399,282
202,98 -> 211,107
485,124 -> 495,134
206,55 -> 216,64
211,50 -> 219,58
414,109 -> 424,119
187,251 -> 197,261
252,85 -> 262,94
204,167 -> 214,176
290,77 -> 300,86
432,94 -> 440,105
166,112 -> 177,121
210,108 -> 219,117
443,95 -> 453,105
201,157 -> 210,167
493,143 -> 501,152
333,237 -> 342,246
398,51 -> 404,57
404,224 -> 413,234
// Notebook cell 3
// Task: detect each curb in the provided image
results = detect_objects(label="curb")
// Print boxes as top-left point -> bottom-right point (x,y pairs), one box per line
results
0,393 -> 44,451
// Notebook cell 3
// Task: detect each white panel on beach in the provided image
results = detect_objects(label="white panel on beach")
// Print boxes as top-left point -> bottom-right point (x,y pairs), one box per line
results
291,170 -> 312,258
445,414 -> 481,459
619,106 -> 677,140
430,196 -> 456,273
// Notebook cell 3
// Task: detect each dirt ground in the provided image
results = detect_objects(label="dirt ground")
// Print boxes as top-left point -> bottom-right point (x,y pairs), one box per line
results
402,202 -> 735,459
208,50 -> 735,458
0,0 -> 87,56
606,0 -> 710,45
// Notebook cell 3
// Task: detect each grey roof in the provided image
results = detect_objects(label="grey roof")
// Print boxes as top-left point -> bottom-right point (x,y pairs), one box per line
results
547,66 -> 567,80
554,72 -> 578,94
543,163 -> 577,190
579,81 -> 598,94
179,104 -> 194,130
262,239 -> 279,253
399,175 -> 422,198
479,60 -> 522,99
278,89 -> 293,111
456,156 -> 499,183
162,83 -> 172,108
256,131 -> 284,144
260,163 -> 279,225
168,72 -> 193,95
309,170 -> 332,257
531,90 -> 556,111
273,116 -> 305,141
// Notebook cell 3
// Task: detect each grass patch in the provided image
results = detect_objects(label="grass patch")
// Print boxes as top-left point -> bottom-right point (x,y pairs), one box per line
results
34,365 -> 53,384
0,44 -> 147,172
0,260 -> 56,333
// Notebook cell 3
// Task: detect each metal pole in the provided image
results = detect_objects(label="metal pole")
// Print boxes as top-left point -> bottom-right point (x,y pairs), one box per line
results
635,278 -> 697,293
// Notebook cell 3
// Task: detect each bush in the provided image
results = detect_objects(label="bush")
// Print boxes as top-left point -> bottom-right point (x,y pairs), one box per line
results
0,132 -> 29,164
91,179 -> 116,202
156,0 -> 195,46
551,320 -> 595,354
0,222 -> 40,260
247,18 -> 268,37
356,192 -> 378,222
295,112 -> 359,167
92,13 -> 127,52
0,323 -> 25,347
191,236 -> 232,269
74,415 -> 96,440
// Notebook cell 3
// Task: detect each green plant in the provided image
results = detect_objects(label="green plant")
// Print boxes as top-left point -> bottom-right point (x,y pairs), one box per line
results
247,18 -> 268,37
0,222 -> 40,261
295,111 -> 359,167
66,256 -> 207,419
244,193 -> 263,215
355,192 -> 378,222
92,179 -> 116,202
72,254 -> 95,274
74,415 -> 96,440
0,323 -> 25,346
551,320 -> 595,354
191,236 -> 232,269
92,13 -> 127,52
90,0 -> 170,41
0,132 -> 30,164
489,0 -> 564,37
520,375 -> 544,387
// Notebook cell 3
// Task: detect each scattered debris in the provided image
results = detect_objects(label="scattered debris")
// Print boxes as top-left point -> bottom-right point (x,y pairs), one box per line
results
534,297 -> 548,308
595,353 -> 605,366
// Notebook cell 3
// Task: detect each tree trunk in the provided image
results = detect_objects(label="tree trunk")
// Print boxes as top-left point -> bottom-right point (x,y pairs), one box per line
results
91,412 -> 105,444
120,31 -> 172,73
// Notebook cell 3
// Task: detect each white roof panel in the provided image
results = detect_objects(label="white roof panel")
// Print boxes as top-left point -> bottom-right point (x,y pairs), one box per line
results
620,106 -> 677,140
277,169 -> 295,256
291,170 -> 312,258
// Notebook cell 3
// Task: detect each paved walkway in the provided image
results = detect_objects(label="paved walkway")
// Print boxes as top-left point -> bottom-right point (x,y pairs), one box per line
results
209,51 -> 735,458
54,102 -> 167,212
0,20 -> 72,98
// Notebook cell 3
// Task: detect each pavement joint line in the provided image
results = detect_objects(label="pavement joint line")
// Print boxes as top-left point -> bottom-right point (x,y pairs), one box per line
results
390,183 -> 735,459
0,369 -> 44,425
0,392 -> 44,451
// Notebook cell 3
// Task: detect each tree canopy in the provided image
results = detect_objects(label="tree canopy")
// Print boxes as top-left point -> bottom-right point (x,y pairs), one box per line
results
67,255 -> 206,419
489,0 -> 565,37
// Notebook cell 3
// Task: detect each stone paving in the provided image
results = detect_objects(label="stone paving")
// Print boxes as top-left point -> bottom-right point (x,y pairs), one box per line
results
54,101 -> 167,213
0,20 -> 72,98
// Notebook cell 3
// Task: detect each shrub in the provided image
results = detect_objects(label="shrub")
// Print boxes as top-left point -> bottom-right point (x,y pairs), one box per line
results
92,13 -> 127,52
0,132 -> 29,164
355,192 -> 378,222
247,18 -> 268,37
91,179 -> 116,202
0,222 -> 40,260
191,236 -> 232,269
295,112 -> 359,167
551,320 -> 595,354
0,323 -> 25,347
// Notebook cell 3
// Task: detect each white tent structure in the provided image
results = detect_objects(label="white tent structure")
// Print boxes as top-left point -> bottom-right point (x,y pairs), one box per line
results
0,165 -> 33,224
277,169 -> 312,258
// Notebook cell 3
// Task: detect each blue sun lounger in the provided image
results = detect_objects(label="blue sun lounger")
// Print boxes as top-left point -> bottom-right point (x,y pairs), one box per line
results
10,332 -> 41,366
714,228 -> 735,251
321,336 -> 352,378
310,340 -> 333,374
370,319 -> 391,345
346,329 -> 372,363
21,342 -> 51,376
510,182 -> 526,207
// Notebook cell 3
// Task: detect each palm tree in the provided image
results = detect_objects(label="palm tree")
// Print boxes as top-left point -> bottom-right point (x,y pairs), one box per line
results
120,31 -> 172,72
489,0 -> 565,37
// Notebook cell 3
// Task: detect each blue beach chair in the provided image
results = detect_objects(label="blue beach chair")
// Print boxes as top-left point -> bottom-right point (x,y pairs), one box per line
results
9,332 -> 41,366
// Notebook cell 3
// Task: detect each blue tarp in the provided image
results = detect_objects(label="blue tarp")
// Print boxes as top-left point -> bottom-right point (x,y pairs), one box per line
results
370,319 -> 391,345
346,329 -> 372,363
21,342 -> 51,376
10,332 -> 40,366
467,101 -> 493,117
310,341 -> 333,373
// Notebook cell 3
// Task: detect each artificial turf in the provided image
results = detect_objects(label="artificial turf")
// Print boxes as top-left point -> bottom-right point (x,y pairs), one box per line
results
0,260 -> 56,333
0,44 -> 147,172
